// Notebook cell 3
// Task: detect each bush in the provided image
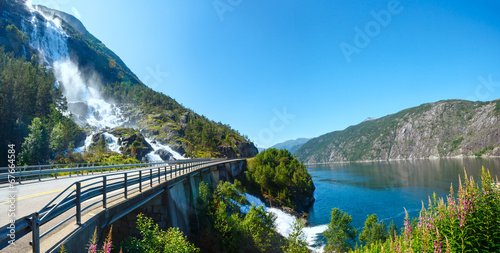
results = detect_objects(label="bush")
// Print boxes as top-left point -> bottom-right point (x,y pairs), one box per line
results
120,214 -> 199,253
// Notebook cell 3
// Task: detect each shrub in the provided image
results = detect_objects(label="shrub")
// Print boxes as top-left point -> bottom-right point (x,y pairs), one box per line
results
120,214 -> 199,253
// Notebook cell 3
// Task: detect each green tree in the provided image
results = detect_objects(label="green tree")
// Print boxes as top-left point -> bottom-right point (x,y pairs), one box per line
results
387,220 -> 398,239
19,117 -> 46,165
245,148 -> 314,211
324,208 -> 357,253
359,214 -> 388,246
214,200 -> 242,252
241,205 -> 278,252
283,218 -> 309,253
49,122 -> 64,154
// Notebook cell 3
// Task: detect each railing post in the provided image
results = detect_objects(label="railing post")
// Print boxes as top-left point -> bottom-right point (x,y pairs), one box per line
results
55,165 -> 58,179
124,173 -> 128,199
76,182 -> 81,225
103,176 -> 107,209
150,169 -> 153,187
38,166 -> 41,181
158,168 -> 160,184
30,212 -> 40,253
139,170 -> 142,192
164,167 -> 167,180
18,166 -> 22,184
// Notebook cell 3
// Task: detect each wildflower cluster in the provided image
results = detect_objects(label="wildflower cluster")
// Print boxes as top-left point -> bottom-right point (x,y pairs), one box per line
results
352,167 -> 500,253
86,226 -> 114,253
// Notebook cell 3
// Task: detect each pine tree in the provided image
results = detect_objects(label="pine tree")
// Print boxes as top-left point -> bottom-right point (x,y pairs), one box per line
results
19,117 -> 46,165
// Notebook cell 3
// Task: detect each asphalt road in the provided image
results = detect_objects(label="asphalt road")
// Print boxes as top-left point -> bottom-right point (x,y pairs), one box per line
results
0,169 -> 146,227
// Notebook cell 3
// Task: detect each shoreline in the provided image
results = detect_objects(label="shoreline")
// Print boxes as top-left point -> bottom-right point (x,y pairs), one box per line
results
304,155 -> 500,166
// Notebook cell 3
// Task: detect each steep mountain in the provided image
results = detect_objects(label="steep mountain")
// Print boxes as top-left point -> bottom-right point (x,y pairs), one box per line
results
295,99 -> 500,163
0,0 -> 257,166
270,138 -> 310,154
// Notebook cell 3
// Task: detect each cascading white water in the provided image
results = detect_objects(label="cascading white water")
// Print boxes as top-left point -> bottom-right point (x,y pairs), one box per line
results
73,134 -> 93,153
145,138 -> 186,162
22,4 -> 127,129
102,133 -> 121,153
242,193 -> 327,252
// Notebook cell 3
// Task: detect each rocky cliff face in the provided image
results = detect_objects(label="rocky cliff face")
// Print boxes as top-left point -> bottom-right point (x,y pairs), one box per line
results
295,100 -> 500,163
218,141 -> 259,158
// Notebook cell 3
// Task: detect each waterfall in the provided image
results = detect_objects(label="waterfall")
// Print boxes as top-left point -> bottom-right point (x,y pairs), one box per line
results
145,138 -> 186,162
102,133 -> 121,153
73,134 -> 93,153
22,4 -> 127,129
242,193 -> 327,252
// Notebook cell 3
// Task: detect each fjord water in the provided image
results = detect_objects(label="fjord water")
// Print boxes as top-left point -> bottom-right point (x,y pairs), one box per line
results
305,158 -> 500,249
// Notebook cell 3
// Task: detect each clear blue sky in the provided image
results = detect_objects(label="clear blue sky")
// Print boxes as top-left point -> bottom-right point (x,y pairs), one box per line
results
33,0 -> 500,148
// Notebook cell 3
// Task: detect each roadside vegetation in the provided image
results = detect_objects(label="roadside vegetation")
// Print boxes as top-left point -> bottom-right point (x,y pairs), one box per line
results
323,168 -> 500,253
86,180 -> 311,253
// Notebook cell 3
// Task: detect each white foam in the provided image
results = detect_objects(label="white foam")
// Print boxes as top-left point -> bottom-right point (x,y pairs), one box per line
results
103,132 -> 121,153
245,193 -> 266,208
145,152 -> 163,162
145,138 -> 186,161
242,193 -> 327,252
268,207 -> 296,237
74,134 -> 93,153
303,224 -> 328,252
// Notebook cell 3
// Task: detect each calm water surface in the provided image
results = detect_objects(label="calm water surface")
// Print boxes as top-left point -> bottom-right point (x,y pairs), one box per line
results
306,158 -> 500,238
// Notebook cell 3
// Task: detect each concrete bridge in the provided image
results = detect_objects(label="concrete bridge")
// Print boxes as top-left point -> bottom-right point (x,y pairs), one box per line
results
0,158 -> 247,253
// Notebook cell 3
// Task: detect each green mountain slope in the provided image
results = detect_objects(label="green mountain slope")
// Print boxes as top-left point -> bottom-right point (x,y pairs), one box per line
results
295,99 -> 500,163
0,0 -> 257,165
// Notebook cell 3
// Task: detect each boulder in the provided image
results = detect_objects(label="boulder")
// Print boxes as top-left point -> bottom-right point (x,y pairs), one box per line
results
91,132 -> 105,143
118,133 -> 154,160
170,145 -> 186,156
236,141 -> 259,158
218,146 -> 237,158
154,149 -> 176,161
73,129 -> 87,148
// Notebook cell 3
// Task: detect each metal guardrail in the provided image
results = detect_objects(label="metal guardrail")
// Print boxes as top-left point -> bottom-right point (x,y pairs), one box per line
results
0,160 -> 211,184
0,158 -> 230,252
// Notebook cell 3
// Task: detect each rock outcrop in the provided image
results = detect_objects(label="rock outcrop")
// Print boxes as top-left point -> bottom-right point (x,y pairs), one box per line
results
236,141 -> 259,158
154,149 -> 176,161
295,99 -> 500,163
118,133 -> 153,160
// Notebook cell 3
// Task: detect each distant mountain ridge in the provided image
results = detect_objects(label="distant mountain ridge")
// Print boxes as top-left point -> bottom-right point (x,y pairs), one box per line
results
271,138 -> 310,154
295,99 -> 500,163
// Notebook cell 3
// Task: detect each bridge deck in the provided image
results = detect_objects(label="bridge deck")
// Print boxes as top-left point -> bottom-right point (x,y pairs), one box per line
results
1,159 -> 245,253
